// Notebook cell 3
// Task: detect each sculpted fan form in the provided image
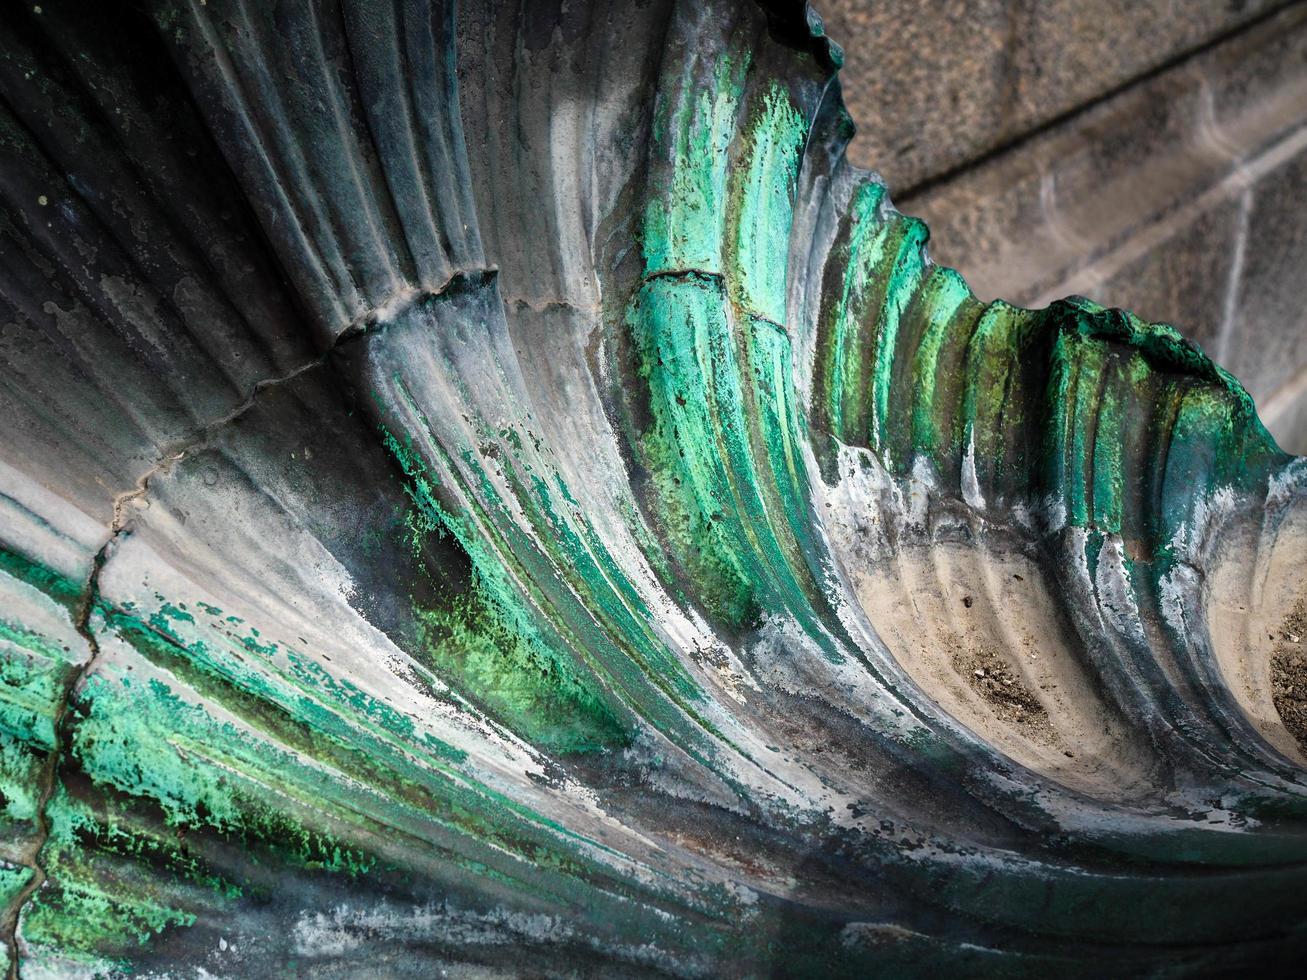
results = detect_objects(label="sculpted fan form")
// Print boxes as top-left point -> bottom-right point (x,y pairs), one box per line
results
0,0 -> 1306,976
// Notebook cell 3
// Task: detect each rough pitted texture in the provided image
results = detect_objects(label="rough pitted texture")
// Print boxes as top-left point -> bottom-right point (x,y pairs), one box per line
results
823,0 -> 1288,192
0,1 -> 1306,976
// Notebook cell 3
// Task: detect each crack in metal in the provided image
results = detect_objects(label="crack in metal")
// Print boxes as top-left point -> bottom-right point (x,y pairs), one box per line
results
0,269 -> 500,973
333,269 -> 499,345
0,355 -> 325,979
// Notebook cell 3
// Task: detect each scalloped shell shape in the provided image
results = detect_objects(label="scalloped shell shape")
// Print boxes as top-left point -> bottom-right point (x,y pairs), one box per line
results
0,1 -> 1305,976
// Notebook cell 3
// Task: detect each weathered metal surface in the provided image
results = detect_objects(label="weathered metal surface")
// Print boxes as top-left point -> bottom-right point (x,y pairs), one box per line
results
0,1 -> 1305,975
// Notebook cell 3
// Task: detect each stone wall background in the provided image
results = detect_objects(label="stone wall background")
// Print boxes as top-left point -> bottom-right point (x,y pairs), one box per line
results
823,0 -> 1307,453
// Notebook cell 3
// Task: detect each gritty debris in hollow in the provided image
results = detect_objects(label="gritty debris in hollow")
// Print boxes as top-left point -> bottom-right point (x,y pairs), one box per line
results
953,646 -> 1056,745
1271,598 -> 1307,750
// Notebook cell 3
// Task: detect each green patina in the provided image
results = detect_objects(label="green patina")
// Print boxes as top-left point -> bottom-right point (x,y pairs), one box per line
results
643,52 -> 750,276
630,275 -> 764,630
814,180 -> 887,444
0,568 -> 680,960
631,71 -> 860,660
729,82 -> 806,324
13,777 -> 240,971
385,426 -> 629,753
810,182 -> 1285,558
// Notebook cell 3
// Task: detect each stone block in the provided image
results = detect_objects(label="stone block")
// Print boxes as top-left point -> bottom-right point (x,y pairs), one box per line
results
893,4 -> 1307,308
1007,0 -> 1281,142
1223,151 -> 1307,402
822,0 -> 1282,190
821,0 -> 1011,190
